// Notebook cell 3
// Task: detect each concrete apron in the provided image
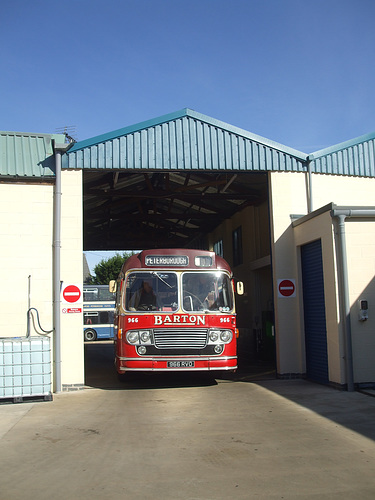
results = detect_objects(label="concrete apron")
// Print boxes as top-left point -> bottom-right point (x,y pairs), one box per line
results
1,377 -> 375,500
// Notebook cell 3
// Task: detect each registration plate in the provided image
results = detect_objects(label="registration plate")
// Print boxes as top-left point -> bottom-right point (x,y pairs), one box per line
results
167,361 -> 195,368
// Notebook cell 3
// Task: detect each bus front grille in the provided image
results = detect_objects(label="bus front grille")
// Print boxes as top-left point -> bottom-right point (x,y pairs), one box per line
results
153,328 -> 208,349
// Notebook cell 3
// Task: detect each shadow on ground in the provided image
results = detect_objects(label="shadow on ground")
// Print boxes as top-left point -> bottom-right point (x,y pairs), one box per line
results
255,378 -> 375,442
84,340 -> 276,391
84,341 -> 375,443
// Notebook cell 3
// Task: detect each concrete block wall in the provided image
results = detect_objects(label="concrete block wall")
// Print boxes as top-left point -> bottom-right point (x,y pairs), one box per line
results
0,183 -> 54,338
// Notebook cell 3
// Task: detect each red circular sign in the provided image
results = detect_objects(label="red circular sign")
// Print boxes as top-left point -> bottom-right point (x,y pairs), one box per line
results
63,285 -> 81,303
278,279 -> 295,297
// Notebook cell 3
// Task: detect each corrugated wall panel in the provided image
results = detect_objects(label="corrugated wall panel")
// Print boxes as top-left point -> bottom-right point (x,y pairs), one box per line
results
311,136 -> 375,178
162,123 -> 171,170
64,115 -> 307,173
0,132 -> 64,178
4,111 -> 374,178
64,115 -> 375,177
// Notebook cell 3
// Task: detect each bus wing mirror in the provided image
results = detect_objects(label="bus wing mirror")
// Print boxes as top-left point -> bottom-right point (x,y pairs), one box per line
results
109,280 -> 117,293
236,281 -> 244,295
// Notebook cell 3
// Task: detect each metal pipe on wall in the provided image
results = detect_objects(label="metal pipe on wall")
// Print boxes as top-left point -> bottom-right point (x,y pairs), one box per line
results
333,214 -> 354,391
53,147 -> 63,393
306,157 -> 313,213
53,140 -> 73,393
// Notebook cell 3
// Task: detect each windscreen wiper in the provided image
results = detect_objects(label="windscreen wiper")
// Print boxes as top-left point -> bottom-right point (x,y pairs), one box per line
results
151,271 -> 173,288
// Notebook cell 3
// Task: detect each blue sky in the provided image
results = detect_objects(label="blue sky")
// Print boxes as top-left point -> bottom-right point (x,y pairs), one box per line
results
2,0 -> 374,271
2,0 -> 374,152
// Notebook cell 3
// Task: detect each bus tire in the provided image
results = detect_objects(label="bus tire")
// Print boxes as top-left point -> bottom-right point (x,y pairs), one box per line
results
84,329 -> 97,341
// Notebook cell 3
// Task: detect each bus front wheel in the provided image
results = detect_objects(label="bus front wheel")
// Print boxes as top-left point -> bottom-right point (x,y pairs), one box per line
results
84,329 -> 97,341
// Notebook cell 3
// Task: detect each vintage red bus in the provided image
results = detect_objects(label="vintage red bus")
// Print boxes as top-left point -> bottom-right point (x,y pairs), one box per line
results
110,249 -> 243,376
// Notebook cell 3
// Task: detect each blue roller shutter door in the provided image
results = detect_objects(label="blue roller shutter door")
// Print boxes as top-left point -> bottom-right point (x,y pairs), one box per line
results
301,239 -> 329,384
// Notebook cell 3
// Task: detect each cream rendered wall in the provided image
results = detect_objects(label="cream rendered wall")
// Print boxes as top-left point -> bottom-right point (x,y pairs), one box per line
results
60,169 -> 84,388
344,220 -> 375,384
1,171 -> 84,390
268,172 -> 309,375
269,171 -> 375,379
0,183 -> 54,338
311,175 -> 375,209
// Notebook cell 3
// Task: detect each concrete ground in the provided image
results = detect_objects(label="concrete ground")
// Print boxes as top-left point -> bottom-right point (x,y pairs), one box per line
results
1,343 -> 375,499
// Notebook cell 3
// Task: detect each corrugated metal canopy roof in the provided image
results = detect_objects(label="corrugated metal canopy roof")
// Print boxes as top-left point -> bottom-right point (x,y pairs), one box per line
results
309,130 -> 375,177
64,109 -> 307,173
0,131 -> 65,178
61,108 -> 375,250
64,108 -> 375,177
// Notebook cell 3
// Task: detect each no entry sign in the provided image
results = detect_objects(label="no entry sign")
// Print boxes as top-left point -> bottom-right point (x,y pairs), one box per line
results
277,279 -> 296,298
62,284 -> 82,303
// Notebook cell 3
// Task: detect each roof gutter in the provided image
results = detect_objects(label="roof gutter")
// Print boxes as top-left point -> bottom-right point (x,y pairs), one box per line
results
331,208 -> 375,391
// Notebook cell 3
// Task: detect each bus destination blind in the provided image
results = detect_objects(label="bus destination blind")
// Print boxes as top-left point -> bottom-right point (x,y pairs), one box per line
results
145,255 -> 189,267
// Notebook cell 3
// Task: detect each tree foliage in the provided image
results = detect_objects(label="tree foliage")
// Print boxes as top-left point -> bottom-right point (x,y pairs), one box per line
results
91,252 -> 134,285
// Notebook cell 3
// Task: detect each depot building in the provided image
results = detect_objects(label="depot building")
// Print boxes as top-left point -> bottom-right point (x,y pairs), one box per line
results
1,108 -> 375,394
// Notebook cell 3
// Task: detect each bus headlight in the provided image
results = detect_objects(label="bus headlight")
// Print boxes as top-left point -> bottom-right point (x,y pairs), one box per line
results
209,330 -> 219,342
126,331 -> 139,344
208,329 -> 233,344
140,330 -> 151,343
214,344 -> 223,354
126,330 -> 152,345
220,330 -> 232,343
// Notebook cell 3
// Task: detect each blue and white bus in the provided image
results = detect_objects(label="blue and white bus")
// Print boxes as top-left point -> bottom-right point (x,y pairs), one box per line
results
83,285 -> 116,341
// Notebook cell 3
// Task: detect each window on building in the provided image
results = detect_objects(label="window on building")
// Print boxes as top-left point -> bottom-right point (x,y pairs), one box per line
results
232,226 -> 243,267
213,239 -> 224,257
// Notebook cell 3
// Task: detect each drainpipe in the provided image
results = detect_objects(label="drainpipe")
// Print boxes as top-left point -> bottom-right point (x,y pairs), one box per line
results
306,156 -> 313,213
53,140 -> 73,393
331,208 -> 375,392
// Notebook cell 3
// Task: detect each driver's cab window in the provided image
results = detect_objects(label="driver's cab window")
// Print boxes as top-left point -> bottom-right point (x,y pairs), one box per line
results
182,272 -> 233,312
125,272 -> 178,312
